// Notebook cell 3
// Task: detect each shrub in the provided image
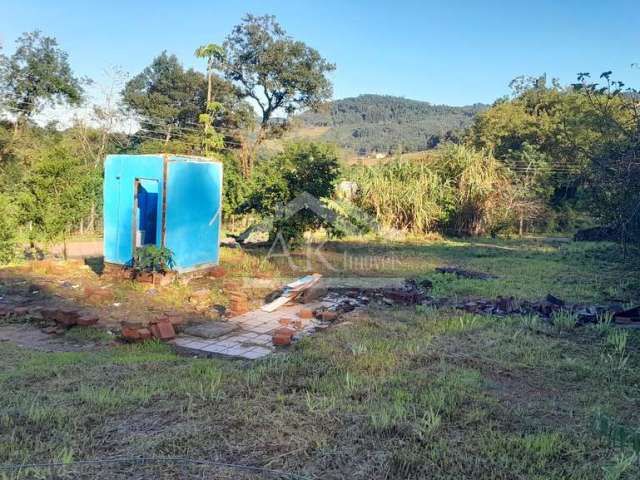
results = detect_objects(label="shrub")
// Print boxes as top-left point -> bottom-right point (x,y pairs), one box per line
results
242,141 -> 340,243
133,245 -> 174,273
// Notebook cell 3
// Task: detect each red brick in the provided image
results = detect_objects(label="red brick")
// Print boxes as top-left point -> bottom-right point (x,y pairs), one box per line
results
209,266 -> 226,278
150,321 -> 176,340
274,327 -> 295,338
297,308 -> 313,319
229,293 -> 246,298
161,313 -> 184,326
121,326 -> 142,340
229,297 -> 248,305
54,308 -> 80,327
272,333 -> 293,346
138,328 -> 152,340
77,314 -> 99,326
278,317 -> 292,326
229,297 -> 249,315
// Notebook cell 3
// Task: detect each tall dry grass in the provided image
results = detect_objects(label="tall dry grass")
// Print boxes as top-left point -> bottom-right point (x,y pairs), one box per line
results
349,144 -> 513,236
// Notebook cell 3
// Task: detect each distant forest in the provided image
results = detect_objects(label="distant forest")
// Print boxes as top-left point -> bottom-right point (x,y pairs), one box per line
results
299,94 -> 488,154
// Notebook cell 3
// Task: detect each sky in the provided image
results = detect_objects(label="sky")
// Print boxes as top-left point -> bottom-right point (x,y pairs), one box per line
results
2,0 -> 639,107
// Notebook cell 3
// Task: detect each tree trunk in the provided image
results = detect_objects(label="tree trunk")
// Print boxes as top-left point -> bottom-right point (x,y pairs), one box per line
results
88,201 -> 96,232
519,213 -> 524,237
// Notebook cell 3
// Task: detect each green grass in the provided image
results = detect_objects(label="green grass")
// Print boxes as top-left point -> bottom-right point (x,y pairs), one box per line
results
1,237 -> 640,479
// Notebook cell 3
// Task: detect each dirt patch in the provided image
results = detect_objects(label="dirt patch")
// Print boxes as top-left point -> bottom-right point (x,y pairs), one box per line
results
0,323 -> 106,352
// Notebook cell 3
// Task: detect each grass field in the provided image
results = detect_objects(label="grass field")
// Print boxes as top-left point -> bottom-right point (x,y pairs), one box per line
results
1,238 -> 640,479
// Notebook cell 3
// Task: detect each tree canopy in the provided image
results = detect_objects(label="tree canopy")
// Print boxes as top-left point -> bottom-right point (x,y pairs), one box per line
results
0,31 -> 84,129
220,14 -> 335,127
121,52 -> 207,143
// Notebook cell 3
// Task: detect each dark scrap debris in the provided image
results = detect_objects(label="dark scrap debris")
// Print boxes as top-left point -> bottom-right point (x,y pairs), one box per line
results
614,306 -> 640,324
321,277 -> 639,328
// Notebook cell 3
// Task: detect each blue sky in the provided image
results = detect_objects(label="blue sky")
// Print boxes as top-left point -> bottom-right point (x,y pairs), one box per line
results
2,0 -> 639,106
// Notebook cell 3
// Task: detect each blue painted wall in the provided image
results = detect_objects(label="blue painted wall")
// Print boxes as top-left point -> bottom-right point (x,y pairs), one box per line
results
103,154 -> 222,271
165,159 -> 222,270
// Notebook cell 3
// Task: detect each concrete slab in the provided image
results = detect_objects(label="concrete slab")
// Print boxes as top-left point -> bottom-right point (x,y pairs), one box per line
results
183,321 -> 238,339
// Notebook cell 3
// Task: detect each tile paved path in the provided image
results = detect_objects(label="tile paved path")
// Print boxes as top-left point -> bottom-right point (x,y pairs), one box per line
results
171,300 -> 336,359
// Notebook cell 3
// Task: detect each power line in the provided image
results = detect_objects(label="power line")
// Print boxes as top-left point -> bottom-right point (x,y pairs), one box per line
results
1,104 -> 253,139
0,105 -> 247,147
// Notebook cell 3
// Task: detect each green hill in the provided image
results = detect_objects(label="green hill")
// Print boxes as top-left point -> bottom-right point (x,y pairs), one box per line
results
298,94 -> 487,154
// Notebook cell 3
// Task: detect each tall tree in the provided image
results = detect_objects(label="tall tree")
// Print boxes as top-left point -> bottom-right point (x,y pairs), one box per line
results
195,44 -> 226,156
0,31 -> 84,133
574,72 -> 640,247
194,44 -> 225,108
122,52 -> 207,144
216,14 -> 335,175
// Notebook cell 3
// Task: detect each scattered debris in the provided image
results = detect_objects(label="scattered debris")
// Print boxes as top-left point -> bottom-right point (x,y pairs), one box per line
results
220,237 -> 240,248
261,274 -> 322,312
435,266 -> 497,280
614,306 -> 640,324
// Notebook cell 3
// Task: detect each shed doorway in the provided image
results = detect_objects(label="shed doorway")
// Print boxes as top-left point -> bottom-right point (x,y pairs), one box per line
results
133,178 -> 159,247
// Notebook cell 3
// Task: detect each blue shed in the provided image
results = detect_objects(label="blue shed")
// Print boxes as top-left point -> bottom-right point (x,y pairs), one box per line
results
103,154 -> 223,273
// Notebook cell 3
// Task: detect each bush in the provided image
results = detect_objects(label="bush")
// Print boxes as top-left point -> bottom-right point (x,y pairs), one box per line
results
133,245 -> 174,273
242,141 -> 340,243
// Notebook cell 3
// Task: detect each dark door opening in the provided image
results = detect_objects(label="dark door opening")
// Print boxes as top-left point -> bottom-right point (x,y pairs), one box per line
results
134,179 -> 159,247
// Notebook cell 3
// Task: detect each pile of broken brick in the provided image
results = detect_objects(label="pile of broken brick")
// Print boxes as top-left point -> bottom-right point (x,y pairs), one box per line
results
120,312 -> 183,342
0,304 -> 98,335
271,306 -> 339,346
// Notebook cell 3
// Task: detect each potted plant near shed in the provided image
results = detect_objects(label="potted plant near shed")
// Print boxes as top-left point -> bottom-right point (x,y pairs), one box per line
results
132,245 -> 176,286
